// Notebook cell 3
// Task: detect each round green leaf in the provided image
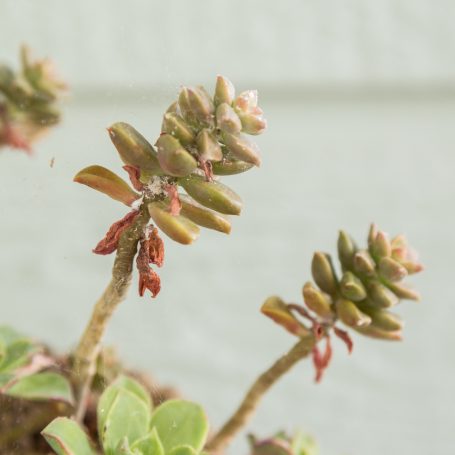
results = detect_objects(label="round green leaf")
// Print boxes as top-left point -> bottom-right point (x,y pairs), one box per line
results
149,400 -> 209,453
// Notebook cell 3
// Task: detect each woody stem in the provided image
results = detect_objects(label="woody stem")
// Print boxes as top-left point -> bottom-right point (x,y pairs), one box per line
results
206,335 -> 315,454
72,206 -> 150,420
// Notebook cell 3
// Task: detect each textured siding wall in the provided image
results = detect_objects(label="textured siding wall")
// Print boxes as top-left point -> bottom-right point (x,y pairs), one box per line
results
2,0 -> 455,90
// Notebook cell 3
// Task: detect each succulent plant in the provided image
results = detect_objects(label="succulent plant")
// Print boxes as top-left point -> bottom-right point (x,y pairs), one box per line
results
0,46 -> 65,153
74,76 -> 267,299
0,325 -> 73,404
42,375 -> 209,455
248,431 -> 318,455
261,224 -> 423,382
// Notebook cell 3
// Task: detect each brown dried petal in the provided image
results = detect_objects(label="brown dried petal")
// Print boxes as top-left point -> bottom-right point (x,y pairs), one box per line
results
92,210 -> 139,255
136,240 -> 161,298
145,226 -> 165,267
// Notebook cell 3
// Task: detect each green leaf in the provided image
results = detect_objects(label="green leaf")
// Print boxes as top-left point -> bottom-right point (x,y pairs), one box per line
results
4,372 -> 74,404
98,387 -> 151,453
0,339 -> 37,373
149,400 -> 209,453
113,375 -> 152,410
0,340 -> 6,366
42,417 -> 97,455
169,445 -> 197,455
114,436 -> 141,455
98,375 -> 152,447
131,428 -> 165,455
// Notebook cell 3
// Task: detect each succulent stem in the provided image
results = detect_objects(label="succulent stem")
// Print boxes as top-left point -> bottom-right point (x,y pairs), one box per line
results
72,205 -> 150,419
206,335 -> 315,453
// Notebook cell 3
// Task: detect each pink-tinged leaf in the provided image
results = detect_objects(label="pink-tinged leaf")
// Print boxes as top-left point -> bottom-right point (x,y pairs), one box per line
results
93,210 -> 139,255
74,165 -> 140,206
164,184 -> 182,216
334,326 -> 354,354
122,165 -> 144,191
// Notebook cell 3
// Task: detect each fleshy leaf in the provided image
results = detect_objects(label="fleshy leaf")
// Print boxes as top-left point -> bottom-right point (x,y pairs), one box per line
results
180,195 -> 231,234
97,376 -> 151,452
149,400 -> 209,453
261,296 -> 309,337
74,165 -> 140,206
108,122 -> 162,173
131,428 -> 165,455
148,202 -> 200,245
4,372 -> 74,404
0,339 -> 37,373
169,445 -> 198,455
42,417 -> 96,455
179,174 -> 242,215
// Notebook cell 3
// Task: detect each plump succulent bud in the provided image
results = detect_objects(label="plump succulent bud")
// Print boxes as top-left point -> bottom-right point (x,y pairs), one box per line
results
378,257 -> 408,282
386,282 -> 420,301
148,202 -> 200,245
356,303 -> 403,332
179,174 -> 242,215
339,272 -> 367,302
336,299 -> 371,328
353,324 -> 402,341
368,223 -> 378,249
216,103 -> 242,134
222,132 -> 261,166
214,75 -> 235,106
337,230 -> 357,269
180,195 -> 231,234
155,134 -> 197,177
161,113 -> 195,146
196,129 -> 223,161
74,165 -> 140,206
261,296 -> 310,338
237,111 -> 267,135
370,231 -> 392,260
212,158 -> 254,175
234,90 -> 258,113
108,122 -> 162,173
179,86 -> 214,125
302,282 -> 334,319
367,281 -> 399,308
353,250 -> 376,276
311,252 -> 338,295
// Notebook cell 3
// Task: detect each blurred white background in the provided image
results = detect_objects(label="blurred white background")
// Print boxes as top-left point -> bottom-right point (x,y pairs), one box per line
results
1,1 -> 454,454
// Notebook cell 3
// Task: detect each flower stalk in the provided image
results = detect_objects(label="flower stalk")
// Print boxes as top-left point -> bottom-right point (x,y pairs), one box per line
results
72,205 -> 150,417
206,335 -> 315,453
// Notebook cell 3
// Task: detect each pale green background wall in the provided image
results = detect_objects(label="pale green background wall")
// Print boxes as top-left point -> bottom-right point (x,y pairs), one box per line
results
1,1 -> 454,454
